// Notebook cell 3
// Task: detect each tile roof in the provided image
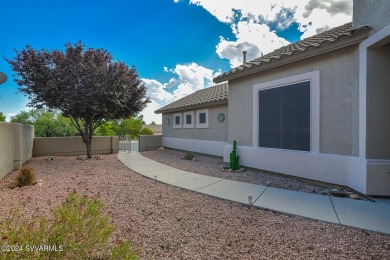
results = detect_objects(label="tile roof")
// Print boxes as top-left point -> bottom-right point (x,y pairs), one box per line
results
214,22 -> 371,82
155,82 -> 228,114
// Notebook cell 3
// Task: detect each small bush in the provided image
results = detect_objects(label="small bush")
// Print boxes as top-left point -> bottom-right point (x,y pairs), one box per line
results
184,152 -> 195,160
15,167 -> 36,187
140,127 -> 153,135
0,192 -> 136,259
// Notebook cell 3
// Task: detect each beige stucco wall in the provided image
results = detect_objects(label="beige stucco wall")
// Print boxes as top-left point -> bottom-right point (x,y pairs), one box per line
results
353,0 -> 390,34
366,43 -> 390,159
139,135 -> 162,151
0,122 -> 34,179
228,45 -> 360,156
162,104 -> 228,142
33,136 -> 119,156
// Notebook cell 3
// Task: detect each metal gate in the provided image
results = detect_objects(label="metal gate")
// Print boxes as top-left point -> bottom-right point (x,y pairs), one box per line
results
119,140 -> 131,151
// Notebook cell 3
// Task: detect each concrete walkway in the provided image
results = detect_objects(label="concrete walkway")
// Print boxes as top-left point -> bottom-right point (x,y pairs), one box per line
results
117,151 -> 390,235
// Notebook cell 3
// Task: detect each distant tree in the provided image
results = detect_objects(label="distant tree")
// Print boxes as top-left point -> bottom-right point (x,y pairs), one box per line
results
11,109 -> 77,137
95,121 -> 116,136
7,41 -> 148,158
11,110 -> 36,125
0,112 -> 5,122
113,115 -> 143,139
140,127 -> 153,135
150,121 -> 157,125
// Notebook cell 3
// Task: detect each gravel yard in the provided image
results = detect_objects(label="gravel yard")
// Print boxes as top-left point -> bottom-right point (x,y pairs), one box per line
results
141,149 -> 370,200
0,154 -> 389,259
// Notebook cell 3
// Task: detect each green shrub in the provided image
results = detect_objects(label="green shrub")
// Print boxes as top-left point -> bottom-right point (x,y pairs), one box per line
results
15,167 -> 36,187
139,127 -> 153,135
184,152 -> 195,160
0,192 -> 136,259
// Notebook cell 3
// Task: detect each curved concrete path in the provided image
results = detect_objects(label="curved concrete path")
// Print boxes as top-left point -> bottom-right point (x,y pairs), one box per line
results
117,151 -> 390,235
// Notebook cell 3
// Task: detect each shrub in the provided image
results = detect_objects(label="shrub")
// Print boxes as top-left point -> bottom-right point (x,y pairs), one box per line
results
184,152 -> 195,160
15,167 -> 36,187
139,127 -> 153,135
0,192 -> 136,259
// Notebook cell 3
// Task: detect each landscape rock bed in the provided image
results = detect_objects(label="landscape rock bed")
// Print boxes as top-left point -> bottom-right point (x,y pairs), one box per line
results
141,149 -> 369,201
0,155 -> 388,259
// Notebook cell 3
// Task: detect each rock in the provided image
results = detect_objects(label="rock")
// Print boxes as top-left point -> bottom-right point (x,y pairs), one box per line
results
350,194 -> 360,199
157,147 -> 166,151
93,156 -> 102,160
329,189 -> 349,198
192,158 -> 197,162
46,156 -> 54,161
237,168 -> 246,172
319,189 -> 331,195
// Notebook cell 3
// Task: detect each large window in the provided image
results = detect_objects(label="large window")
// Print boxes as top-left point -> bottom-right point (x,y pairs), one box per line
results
258,81 -> 310,151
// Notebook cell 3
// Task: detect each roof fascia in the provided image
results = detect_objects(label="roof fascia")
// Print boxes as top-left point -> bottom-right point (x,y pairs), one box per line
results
214,31 -> 369,83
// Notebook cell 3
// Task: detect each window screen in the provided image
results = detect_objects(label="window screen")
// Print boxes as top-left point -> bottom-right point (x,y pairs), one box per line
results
258,81 -> 310,151
199,113 -> 206,124
175,115 -> 180,125
186,114 -> 192,124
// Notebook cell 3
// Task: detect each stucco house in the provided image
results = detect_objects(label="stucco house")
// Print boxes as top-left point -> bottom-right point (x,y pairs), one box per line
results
155,0 -> 390,196
155,82 -> 228,156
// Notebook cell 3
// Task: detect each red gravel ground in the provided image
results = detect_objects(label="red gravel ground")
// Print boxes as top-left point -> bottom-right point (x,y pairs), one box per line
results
0,154 -> 389,259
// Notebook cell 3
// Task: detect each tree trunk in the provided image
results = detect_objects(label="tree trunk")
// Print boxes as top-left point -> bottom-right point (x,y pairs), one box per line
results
83,124 -> 93,159
86,140 -> 92,159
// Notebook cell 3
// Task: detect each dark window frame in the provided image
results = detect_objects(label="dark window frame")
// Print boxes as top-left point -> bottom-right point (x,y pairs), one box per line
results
175,115 -> 180,125
199,113 -> 206,124
186,114 -> 192,124
258,81 -> 311,152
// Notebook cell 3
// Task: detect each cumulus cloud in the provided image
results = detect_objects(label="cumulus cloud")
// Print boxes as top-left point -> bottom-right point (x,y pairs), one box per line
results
142,79 -> 174,103
141,99 -> 164,125
217,21 -> 289,67
303,0 -> 352,18
175,0 -> 353,67
141,63 -> 218,124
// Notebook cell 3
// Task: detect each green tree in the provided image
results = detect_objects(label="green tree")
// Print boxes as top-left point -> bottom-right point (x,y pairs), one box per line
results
113,115 -> 143,139
150,121 -> 157,125
95,121 -> 116,136
10,110 -> 34,124
140,127 -> 153,135
0,112 -> 5,122
11,109 -> 77,137
7,41 -> 148,158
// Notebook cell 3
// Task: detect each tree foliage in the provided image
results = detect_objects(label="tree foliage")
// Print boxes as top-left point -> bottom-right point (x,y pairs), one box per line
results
113,115 -> 143,139
95,121 -> 116,136
7,41 -> 148,158
11,109 -> 77,137
140,127 -> 154,135
0,112 -> 5,122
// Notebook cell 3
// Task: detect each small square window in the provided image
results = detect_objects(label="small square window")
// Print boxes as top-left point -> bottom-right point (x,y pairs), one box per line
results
196,109 -> 209,128
173,113 -> 182,128
183,111 -> 194,128
199,113 -> 206,124
186,114 -> 192,124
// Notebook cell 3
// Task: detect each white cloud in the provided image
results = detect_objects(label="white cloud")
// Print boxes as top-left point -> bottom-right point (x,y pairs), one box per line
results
141,100 -> 164,124
217,21 -> 289,67
141,63 -> 218,124
142,78 -> 174,104
175,0 -> 352,67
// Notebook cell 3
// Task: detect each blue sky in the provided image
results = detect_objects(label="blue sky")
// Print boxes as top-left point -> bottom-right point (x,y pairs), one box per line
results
0,0 -> 352,123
